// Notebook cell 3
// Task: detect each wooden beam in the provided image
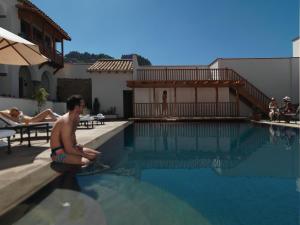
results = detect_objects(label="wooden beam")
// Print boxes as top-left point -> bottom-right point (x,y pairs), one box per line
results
216,87 -> 219,116
61,41 -> 64,65
126,80 -> 245,88
236,88 -> 240,116
133,88 -> 135,117
195,87 -> 197,116
174,87 -> 177,116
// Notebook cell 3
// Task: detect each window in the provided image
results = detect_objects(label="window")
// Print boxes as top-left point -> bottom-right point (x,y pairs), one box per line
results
45,35 -> 52,51
33,27 -> 43,43
20,20 -> 30,39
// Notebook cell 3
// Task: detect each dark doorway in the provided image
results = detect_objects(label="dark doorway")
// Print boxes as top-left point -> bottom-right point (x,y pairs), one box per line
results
19,77 -> 23,98
123,90 -> 133,118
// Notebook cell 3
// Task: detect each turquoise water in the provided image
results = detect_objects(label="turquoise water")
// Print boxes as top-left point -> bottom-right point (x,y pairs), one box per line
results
2,122 -> 299,225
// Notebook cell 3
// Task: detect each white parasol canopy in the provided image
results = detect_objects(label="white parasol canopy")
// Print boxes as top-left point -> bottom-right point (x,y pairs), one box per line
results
0,26 -> 48,65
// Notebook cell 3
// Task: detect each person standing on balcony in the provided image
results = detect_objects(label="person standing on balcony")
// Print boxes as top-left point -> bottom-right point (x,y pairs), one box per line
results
162,90 -> 168,117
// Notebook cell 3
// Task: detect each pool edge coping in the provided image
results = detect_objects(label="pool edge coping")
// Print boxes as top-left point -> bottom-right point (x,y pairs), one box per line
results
0,121 -> 133,217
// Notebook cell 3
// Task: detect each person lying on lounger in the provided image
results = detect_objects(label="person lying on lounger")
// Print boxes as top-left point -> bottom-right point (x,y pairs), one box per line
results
50,95 -> 99,166
0,107 -> 58,124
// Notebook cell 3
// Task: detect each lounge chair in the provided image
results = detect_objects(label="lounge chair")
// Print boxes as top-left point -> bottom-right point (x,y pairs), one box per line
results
0,129 -> 16,153
0,115 -> 52,147
79,115 -> 94,129
93,113 -> 105,125
279,106 -> 300,123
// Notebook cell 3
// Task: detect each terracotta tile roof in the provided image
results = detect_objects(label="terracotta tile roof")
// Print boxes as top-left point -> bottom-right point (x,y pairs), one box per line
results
87,59 -> 133,73
17,0 -> 71,41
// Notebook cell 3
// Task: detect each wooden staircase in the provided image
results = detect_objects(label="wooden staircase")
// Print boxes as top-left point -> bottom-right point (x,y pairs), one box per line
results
228,69 -> 271,115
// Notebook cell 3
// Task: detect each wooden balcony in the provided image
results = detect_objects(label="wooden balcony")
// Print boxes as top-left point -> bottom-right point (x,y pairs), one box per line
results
133,68 -> 271,115
19,33 -> 64,68
133,102 -> 238,118
136,68 -> 241,81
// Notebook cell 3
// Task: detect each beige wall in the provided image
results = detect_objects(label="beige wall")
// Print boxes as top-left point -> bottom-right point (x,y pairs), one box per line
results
135,87 -> 230,103
215,58 -> 299,104
57,63 -> 133,117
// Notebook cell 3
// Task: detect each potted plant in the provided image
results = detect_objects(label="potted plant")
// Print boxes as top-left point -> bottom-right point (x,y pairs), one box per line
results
33,87 -> 49,113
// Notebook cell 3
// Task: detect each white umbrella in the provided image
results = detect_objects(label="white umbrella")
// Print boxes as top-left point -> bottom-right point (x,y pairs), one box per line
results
0,26 -> 48,65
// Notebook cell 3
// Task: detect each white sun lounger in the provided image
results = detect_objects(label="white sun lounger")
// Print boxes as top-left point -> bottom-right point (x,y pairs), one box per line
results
0,129 -> 16,153
0,115 -> 52,147
93,113 -> 105,125
79,115 -> 94,129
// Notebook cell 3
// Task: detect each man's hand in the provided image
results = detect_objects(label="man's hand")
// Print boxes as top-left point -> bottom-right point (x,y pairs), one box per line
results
75,144 -> 84,151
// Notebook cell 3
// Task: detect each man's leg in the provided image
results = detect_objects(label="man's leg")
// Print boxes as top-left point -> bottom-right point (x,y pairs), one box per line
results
81,147 -> 100,160
63,153 -> 91,166
30,109 -> 57,123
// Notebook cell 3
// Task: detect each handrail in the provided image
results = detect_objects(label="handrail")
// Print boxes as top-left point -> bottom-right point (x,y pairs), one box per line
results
230,70 -> 271,110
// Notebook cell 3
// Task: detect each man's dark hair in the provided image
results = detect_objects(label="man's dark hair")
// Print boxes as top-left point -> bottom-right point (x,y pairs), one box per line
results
66,95 -> 84,111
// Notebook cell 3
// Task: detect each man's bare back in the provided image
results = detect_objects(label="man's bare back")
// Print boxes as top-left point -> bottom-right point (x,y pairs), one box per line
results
50,96 -> 99,166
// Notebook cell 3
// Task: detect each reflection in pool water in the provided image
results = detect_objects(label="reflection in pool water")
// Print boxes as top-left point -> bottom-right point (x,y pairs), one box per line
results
1,122 -> 299,225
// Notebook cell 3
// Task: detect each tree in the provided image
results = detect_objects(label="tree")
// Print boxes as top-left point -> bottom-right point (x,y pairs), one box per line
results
121,54 -> 152,66
33,87 -> 49,113
64,51 -> 114,63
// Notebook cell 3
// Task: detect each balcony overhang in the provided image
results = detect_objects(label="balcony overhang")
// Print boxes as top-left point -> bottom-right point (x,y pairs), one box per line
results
127,80 -> 245,88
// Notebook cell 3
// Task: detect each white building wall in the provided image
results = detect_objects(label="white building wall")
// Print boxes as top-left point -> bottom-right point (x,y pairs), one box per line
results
216,58 -> 299,104
0,0 -> 58,101
56,63 -> 133,117
293,38 -> 300,57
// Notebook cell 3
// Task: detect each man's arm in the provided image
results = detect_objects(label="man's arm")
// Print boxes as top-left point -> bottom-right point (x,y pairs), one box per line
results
61,123 -> 83,156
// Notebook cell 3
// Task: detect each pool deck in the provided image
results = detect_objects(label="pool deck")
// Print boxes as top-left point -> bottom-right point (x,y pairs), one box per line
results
130,117 -> 249,122
0,121 -> 132,216
252,120 -> 300,129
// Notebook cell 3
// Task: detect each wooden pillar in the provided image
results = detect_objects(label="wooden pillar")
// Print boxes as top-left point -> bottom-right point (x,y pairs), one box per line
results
52,37 -> 56,61
236,88 -> 240,117
42,23 -> 45,53
153,88 -> 155,117
195,87 -> 197,116
132,88 -> 135,117
165,68 -> 168,80
61,40 -> 64,64
215,87 -> 219,116
174,87 -> 176,116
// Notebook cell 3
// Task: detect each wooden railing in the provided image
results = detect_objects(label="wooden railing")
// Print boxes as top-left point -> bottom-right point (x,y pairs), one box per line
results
230,70 -> 271,111
136,68 -> 271,113
137,68 -> 241,81
20,32 -> 64,68
134,102 -> 237,117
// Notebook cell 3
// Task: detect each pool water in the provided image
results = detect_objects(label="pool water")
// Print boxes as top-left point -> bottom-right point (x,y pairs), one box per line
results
1,122 -> 299,225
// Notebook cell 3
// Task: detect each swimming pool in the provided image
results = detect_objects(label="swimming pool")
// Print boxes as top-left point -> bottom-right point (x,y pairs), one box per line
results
1,122 -> 299,225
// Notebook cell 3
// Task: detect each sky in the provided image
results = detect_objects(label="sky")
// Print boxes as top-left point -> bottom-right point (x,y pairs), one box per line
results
32,0 -> 299,65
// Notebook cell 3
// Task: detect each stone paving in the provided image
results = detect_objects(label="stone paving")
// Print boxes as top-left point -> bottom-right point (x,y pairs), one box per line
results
252,120 -> 300,129
0,121 -> 132,216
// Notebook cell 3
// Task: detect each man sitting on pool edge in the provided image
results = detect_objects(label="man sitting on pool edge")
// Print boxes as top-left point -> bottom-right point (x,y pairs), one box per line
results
50,95 -> 99,166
